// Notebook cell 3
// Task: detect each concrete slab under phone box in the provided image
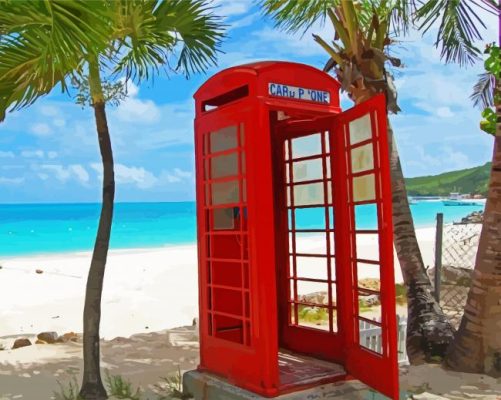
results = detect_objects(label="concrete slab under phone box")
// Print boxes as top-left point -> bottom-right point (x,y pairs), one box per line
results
183,351 -> 383,399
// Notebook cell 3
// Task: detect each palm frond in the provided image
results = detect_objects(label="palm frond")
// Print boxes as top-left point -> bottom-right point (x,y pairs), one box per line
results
471,72 -> 496,109
415,0 -> 487,66
112,0 -> 225,81
110,0 -> 176,82
259,0 -> 337,34
0,0 -> 111,120
155,0 -> 226,77
389,0 -> 416,36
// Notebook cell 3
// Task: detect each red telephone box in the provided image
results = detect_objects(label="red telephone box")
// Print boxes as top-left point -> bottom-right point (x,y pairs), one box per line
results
193,61 -> 399,399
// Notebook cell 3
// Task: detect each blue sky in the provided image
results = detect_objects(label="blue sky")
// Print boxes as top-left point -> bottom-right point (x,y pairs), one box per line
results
0,1 -> 497,203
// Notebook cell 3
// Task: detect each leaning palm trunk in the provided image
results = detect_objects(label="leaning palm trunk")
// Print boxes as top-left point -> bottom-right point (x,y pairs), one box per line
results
444,76 -> 501,376
351,84 -> 455,363
388,123 -> 455,364
80,60 -> 114,400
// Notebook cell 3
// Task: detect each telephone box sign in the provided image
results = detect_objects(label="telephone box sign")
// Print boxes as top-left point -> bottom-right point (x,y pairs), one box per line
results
268,82 -> 330,104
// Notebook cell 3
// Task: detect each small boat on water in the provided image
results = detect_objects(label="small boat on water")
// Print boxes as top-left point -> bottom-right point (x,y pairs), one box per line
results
408,196 -> 417,205
442,192 -> 484,206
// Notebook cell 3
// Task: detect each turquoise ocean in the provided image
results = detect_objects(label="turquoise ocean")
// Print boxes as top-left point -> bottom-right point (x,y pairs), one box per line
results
0,201 -> 485,257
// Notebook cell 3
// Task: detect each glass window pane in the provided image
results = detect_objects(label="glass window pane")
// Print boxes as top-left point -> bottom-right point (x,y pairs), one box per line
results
213,208 -> 235,230
293,207 -> 326,230
293,182 -> 331,206
296,256 -> 328,280
324,133 -> 330,154
210,125 -> 238,153
212,180 -> 239,205
355,204 -> 378,230
349,114 -> 372,145
357,262 -> 381,292
291,133 -> 322,159
295,232 -> 327,255
355,233 -> 380,261
358,319 -> 383,354
292,158 -> 323,182
351,143 -> 374,173
210,153 -> 239,179
330,258 -> 337,281
297,281 -> 328,305
353,174 -> 376,202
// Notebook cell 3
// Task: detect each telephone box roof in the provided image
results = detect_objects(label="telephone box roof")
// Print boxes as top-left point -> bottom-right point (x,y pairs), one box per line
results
194,60 -> 341,108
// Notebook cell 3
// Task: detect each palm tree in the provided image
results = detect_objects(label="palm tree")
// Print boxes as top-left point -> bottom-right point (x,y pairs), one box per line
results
260,0 -> 455,364
0,1 -> 224,398
415,0 -> 501,375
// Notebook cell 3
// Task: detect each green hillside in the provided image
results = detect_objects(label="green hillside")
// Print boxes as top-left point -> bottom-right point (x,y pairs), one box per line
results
405,162 -> 491,196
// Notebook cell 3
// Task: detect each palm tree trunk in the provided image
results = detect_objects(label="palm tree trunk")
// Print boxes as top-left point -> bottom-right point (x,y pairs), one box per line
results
79,59 -> 113,400
388,122 -> 455,364
350,84 -> 455,363
444,35 -> 501,374
444,135 -> 501,375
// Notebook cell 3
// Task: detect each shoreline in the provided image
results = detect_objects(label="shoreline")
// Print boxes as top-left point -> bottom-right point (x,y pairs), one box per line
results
0,227 -> 436,340
0,223 -> 441,260
0,241 -> 197,261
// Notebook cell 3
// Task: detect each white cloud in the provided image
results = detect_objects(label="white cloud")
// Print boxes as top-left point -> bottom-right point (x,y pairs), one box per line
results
91,163 -> 158,189
251,26 -> 331,58
436,107 -> 454,118
159,168 -> 193,184
37,173 -> 49,181
70,165 -> 90,183
0,176 -> 24,185
40,165 -> 72,181
1,165 -> 23,171
212,0 -> 250,17
0,151 -> 14,158
40,105 -> 59,117
90,163 -> 193,189
441,146 -> 470,170
30,123 -> 52,136
53,119 -> 66,127
39,164 -> 90,184
229,12 -> 260,30
21,150 -> 45,158
47,151 -> 58,159
114,81 -> 160,124
173,168 -> 191,179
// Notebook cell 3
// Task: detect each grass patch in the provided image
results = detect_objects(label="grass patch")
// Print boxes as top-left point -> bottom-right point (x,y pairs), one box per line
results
395,283 -> 407,305
358,299 -> 373,313
155,367 -> 192,400
297,305 -> 328,324
53,376 -> 83,400
105,371 -> 142,400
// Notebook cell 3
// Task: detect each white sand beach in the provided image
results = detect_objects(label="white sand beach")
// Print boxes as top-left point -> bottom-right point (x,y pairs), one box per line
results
0,245 -> 199,340
2,226 -> 495,400
0,227 -> 436,341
